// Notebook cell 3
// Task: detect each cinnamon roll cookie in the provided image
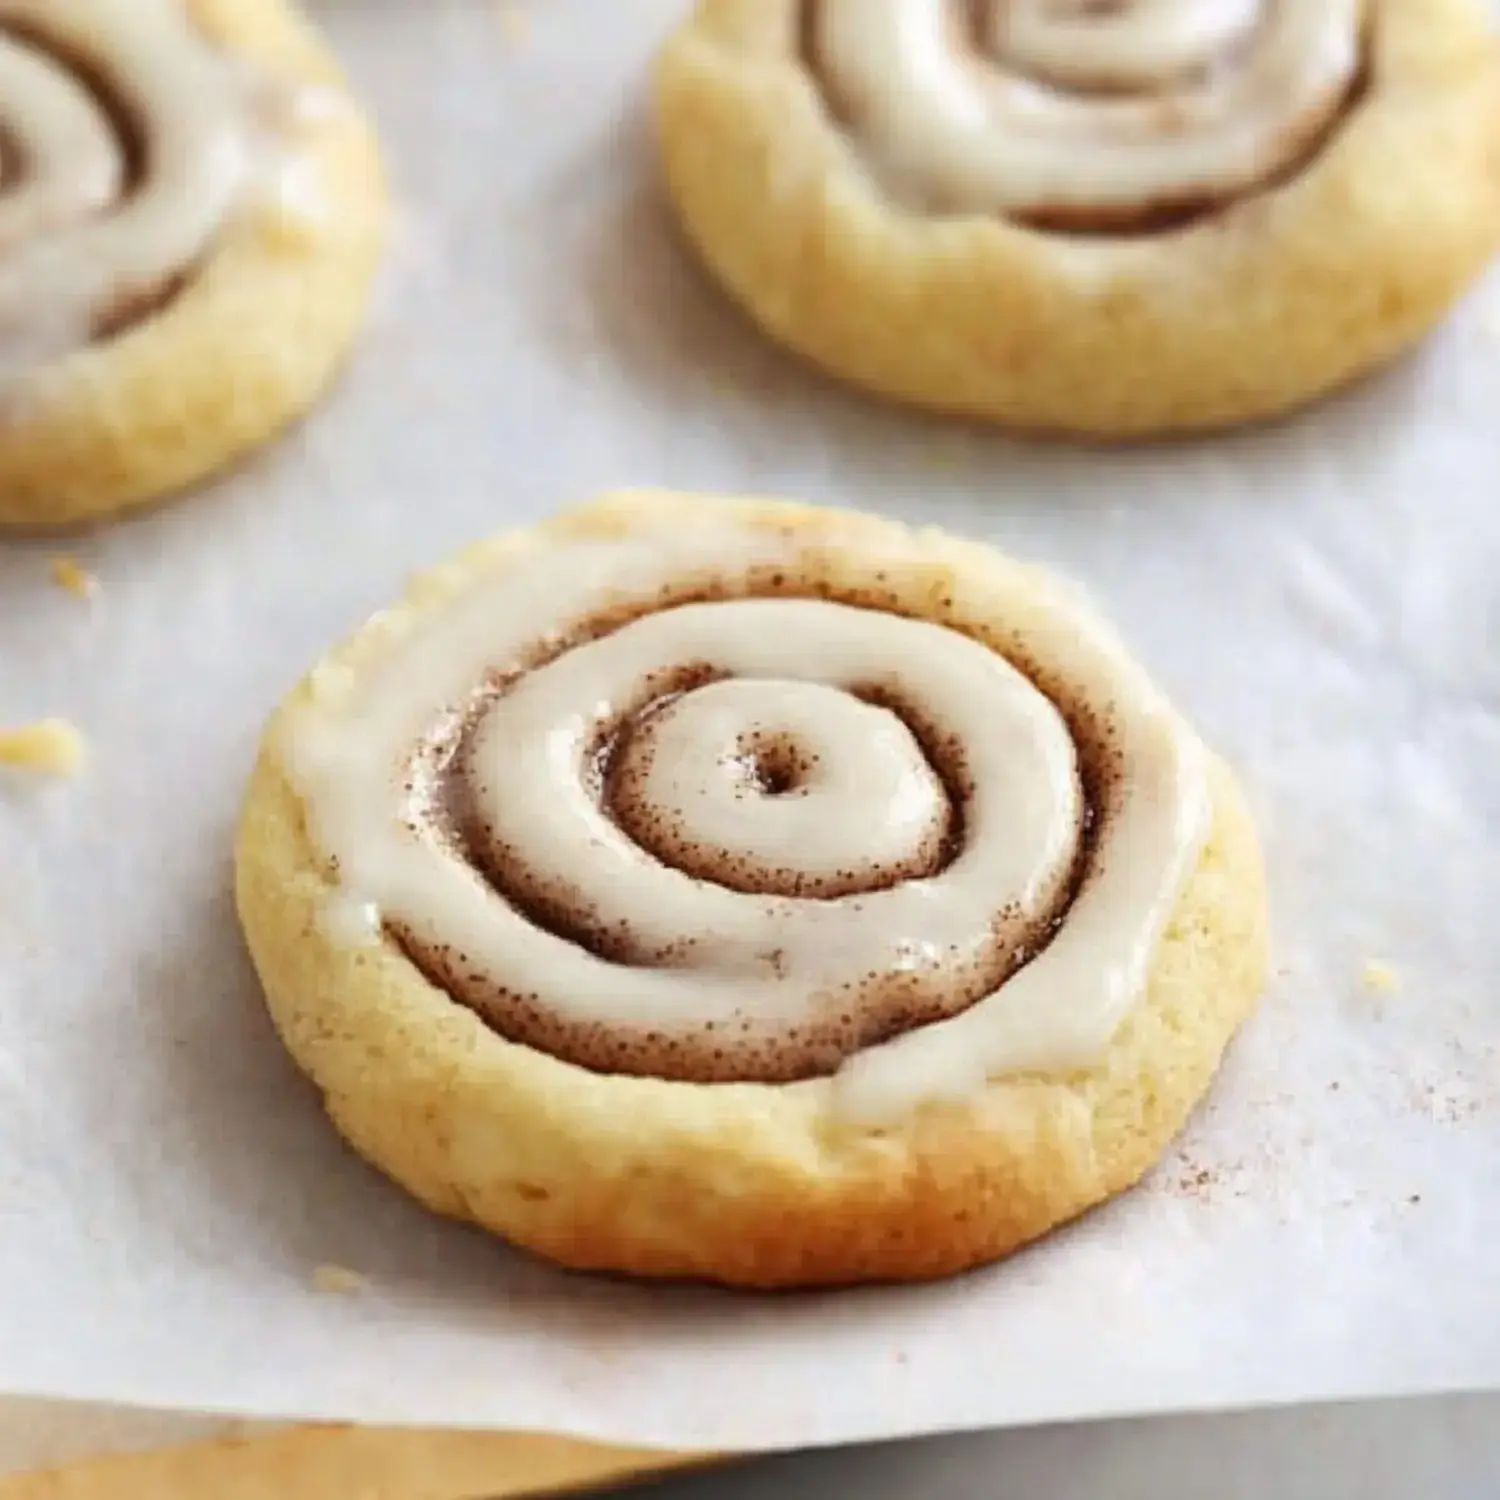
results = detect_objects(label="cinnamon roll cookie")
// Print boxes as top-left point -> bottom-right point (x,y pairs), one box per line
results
235,492 -> 1268,1288
655,0 -> 1500,436
0,0 -> 385,529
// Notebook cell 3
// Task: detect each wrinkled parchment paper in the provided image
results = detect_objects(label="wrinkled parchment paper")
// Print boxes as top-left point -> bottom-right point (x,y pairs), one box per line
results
1,0 -> 1498,1462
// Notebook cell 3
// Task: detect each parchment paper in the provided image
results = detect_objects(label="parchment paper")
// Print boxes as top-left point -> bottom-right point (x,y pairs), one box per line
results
1,0 -> 1498,1460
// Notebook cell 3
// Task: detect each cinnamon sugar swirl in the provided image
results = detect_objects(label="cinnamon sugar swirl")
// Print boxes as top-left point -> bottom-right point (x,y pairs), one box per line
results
0,0 -> 385,528
235,493 -> 1269,1287
655,0 -> 1500,436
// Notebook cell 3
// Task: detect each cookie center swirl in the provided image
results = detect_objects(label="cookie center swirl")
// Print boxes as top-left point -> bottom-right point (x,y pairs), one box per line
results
0,0 -> 249,363
285,512 -> 1211,1122
456,600 -> 1084,1073
813,0 -> 1365,222
607,677 -> 958,899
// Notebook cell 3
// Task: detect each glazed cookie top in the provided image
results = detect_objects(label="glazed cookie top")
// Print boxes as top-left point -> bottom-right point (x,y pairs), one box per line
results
0,0 -> 340,369
281,497 -> 1211,1122
812,0 -> 1365,226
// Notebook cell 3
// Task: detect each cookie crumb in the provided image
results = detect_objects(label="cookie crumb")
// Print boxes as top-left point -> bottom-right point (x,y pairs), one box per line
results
312,1264 -> 367,1295
0,720 -> 86,776
1361,960 -> 1400,995
50,556 -> 96,598
495,3 -> 531,47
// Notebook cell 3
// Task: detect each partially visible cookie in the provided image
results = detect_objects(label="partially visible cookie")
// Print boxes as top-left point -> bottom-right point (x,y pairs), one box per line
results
0,0 -> 386,529
235,490 -> 1269,1289
655,0 -> 1500,436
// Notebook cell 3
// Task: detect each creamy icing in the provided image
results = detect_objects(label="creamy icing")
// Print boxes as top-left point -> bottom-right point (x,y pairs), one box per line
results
814,0 -> 1365,218
283,512 -> 1211,1123
0,0 -> 331,369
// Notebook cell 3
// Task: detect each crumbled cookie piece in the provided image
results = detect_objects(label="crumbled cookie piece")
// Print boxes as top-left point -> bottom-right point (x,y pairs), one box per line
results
312,1263 -> 367,1295
50,555 -> 97,598
0,719 -> 87,776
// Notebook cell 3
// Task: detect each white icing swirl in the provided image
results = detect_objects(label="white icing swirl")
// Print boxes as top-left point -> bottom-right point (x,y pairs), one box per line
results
815,0 -> 1365,220
283,510 -> 1212,1123
0,0 -> 249,365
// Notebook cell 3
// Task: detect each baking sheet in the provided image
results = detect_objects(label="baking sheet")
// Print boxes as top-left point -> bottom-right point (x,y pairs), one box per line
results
1,0 -> 1499,1460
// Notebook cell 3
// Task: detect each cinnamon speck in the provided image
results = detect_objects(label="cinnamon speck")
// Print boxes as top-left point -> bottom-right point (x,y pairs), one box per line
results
1361,960 -> 1400,995
1181,1166 -> 1215,1195
1411,1079 -> 1483,1126
50,555 -> 96,599
1161,1148 -> 1258,1204
1169,1157 -> 1220,1199
312,1264 -> 367,1295
0,719 -> 86,776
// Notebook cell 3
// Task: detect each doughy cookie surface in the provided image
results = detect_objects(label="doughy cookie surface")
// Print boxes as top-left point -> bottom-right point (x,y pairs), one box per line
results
236,491 -> 1268,1287
655,0 -> 1500,436
0,0 -> 385,528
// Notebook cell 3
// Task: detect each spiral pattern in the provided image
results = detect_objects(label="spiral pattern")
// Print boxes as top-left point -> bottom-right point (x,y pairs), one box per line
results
287,506 -> 1211,1121
0,0 -> 248,365
811,0 -> 1365,225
